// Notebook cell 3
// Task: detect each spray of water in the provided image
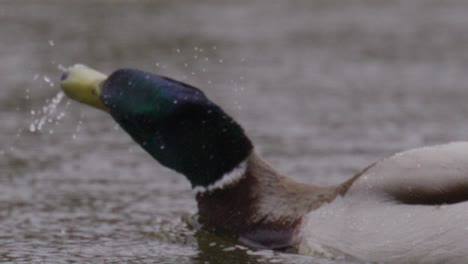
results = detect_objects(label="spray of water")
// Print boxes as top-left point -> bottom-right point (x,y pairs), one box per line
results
29,91 -> 65,133
26,64 -> 69,134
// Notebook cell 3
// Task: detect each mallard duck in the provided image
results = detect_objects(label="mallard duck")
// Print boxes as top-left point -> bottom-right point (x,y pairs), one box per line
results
60,64 -> 468,263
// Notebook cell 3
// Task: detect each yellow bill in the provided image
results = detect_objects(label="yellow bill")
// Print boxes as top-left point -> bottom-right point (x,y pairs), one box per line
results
60,64 -> 108,111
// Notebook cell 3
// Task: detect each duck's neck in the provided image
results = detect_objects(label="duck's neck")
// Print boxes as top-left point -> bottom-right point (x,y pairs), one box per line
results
195,151 -> 343,251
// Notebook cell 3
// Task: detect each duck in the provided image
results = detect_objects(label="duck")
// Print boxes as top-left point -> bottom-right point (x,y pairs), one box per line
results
60,64 -> 468,264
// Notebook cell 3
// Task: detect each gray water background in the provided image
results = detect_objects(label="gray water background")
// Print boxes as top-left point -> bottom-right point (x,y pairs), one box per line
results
2,1 -> 468,263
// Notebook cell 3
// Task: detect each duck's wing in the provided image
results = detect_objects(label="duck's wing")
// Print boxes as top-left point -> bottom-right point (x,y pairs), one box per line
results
346,142 -> 468,205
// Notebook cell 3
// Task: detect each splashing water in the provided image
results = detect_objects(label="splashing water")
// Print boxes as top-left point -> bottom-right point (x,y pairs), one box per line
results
0,65 -> 73,158
29,92 -> 65,133
71,112 -> 84,139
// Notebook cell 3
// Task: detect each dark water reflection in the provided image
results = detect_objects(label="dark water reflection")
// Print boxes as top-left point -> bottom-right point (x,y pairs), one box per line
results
2,1 -> 468,263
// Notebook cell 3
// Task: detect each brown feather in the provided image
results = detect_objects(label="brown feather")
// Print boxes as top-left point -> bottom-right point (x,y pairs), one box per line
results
196,151 -> 346,250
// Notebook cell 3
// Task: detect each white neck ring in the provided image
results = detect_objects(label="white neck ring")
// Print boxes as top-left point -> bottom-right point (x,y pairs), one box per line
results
193,160 -> 247,194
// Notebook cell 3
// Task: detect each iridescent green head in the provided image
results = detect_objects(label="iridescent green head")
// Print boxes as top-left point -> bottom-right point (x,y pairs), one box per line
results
61,65 -> 253,188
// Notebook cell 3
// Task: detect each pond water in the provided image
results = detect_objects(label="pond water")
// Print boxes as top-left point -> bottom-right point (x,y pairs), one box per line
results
2,1 -> 468,263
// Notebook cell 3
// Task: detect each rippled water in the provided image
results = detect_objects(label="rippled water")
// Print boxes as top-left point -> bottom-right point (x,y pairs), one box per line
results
2,1 -> 468,263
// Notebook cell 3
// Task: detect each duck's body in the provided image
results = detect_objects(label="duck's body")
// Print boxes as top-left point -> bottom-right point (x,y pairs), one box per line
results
60,65 -> 468,264
196,143 -> 468,263
299,142 -> 468,263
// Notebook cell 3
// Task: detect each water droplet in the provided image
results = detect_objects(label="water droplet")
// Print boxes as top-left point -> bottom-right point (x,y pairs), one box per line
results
48,40 -> 55,46
57,64 -> 67,72
175,48 -> 181,53
223,247 -> 236,252
218,59 -> 223,63
160,145 -> 166,150
29,124 -> 36,132
56,112 -> 65,120
173,100 -> 178,104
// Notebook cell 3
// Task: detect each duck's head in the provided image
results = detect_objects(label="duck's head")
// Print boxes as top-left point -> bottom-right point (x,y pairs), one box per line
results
61,65 -> 253,189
